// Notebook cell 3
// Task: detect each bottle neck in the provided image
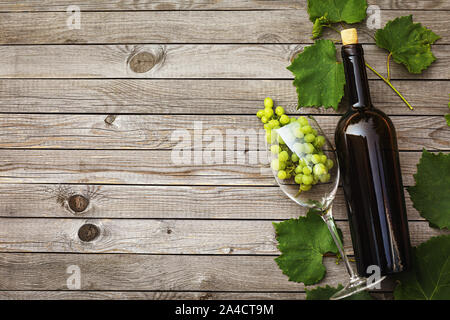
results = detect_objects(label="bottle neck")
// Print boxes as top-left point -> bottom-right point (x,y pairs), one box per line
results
341,44 -> 372,109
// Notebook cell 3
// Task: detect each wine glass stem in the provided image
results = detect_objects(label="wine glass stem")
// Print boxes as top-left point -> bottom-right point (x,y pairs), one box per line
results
321,206 -> 359,282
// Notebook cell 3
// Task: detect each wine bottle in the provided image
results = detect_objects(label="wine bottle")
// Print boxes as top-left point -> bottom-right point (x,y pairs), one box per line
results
335,29 -> 412,276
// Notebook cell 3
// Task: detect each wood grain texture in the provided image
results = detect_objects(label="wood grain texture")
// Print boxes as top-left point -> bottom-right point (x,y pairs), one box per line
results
0,79 -> 448,115
0,218 -> 444,254
1,11 -> 448,44
0,0 -> 447,11
0,44 -> 448,79
0,150 -> 438,186
0,115 -> 448,151
0,253 -> 396,291
0,184 -> 423,220
0,291 -> 392,300
0,0 -> 447,300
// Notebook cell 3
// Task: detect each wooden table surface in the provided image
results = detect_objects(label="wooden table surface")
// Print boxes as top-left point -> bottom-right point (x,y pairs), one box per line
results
0,0 -> 449,300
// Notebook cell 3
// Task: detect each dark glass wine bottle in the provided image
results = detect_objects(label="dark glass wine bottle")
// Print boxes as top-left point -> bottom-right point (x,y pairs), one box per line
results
335,31 -> 412,277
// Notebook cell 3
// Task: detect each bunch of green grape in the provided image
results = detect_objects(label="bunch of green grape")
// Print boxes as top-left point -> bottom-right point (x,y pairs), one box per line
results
256,97 -> 334,194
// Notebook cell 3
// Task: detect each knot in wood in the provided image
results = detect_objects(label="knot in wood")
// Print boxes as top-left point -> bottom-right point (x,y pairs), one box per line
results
129,51 -> 156,73
68,194 -> 89,213
78,224 -> 100,242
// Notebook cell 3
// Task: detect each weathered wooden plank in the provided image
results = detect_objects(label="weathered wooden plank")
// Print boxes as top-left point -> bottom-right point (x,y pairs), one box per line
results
0,79 -> 447,115
0,290 -> 392,300
0,11 -> 448,44
0,218 -> 443,254
0,150 -> 434,186
0,253 -> 396,291
0,115 -> 448,151
0,0 -> 447,11
0,184 -> 423,220
0,45 -> 448,79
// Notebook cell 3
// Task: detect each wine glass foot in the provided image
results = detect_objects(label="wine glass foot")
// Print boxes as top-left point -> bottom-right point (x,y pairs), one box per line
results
330,275 -> 387,300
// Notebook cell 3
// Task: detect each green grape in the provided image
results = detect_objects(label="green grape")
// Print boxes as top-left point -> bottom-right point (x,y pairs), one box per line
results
264,108 -> 274,119
271,159 -> 280,171
277,170 -> 287,180
304,133 -> 316,143
312,129 -> 318,135
293,142 -> 303,154
312,176 -> 319,185
305,154 -> 313,163
268,119 -> 280,129
285,172 -> 292,179
277,134 -> 285,144
291,153 -> 299,162
313,163 -> 327,176
293,127 -> 304,139
261,116 -> 269,124
294,174 -> 303,184
280,114 -> 290,125
294,165 -> 304,174
300,184 -> 312,191
302,166 -> 312,175
270,145 -> 281,154
311,154 -> 321,164
275,106 -> 285,116
298,158 -> 307,167
326,159 -> 334,170
256,110 -> 264,118
264,97 -> 274,109
314,135 -> 326,148
304,143 -> 315,154
264,123 -> 271,131
302,175 -> 314,185
298,116 -> 309,127
300,125 -> 312,134
319,154 -> 327,164
278,151 -> 289,162
266,130 -> 272,143
319,173 -> 331,183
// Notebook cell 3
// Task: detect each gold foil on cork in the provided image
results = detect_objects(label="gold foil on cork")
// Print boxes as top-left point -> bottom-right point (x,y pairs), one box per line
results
341,28 -> 358,45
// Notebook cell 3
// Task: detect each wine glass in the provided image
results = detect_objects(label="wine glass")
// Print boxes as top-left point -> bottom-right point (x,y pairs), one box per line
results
267,115 -> 386,300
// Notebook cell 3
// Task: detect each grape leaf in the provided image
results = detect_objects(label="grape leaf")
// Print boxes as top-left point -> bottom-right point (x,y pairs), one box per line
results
273,209 -> 342,285
375,15 -> 440,74
307,0 -> 368,24
287,39 -> 345,110
306,284 -> 374,300
407,149 -> 450,229
394,235 -> 450,300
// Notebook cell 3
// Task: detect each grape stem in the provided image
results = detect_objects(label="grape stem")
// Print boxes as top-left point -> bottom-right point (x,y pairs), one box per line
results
386,53 -> 392,81
325,24 -> 341,35
365,62 -> 414,110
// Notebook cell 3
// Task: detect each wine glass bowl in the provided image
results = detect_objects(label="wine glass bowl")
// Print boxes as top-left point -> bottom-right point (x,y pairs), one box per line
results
267,116 -> 339,212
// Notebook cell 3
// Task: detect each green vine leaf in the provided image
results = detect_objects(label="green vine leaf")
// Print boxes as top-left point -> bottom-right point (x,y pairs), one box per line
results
307,0 -> 368,24
394,235 -> 450,300
306,284 -> 374,300
407,149 -> 450,229
273,209 -> 342,286
375,15 -> 440,74
287,39 -> 345,110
